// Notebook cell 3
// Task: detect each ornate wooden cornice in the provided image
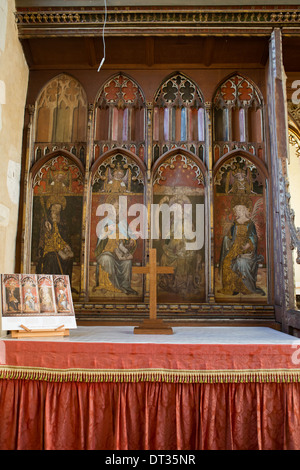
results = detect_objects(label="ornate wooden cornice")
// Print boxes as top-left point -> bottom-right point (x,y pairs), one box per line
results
15,6 -> 300,38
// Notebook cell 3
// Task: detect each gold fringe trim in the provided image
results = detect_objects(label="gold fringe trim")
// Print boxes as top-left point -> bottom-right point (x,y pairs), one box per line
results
1,366 -> 300,384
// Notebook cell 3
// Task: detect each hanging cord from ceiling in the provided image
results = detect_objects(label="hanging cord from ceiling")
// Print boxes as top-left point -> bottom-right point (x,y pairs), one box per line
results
97,0 -> 107,72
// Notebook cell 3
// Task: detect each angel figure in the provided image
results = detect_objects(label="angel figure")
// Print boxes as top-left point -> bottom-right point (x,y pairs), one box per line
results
225,164 -> 254,195
47,165 -> 71,194
219,197 -> 265,296
103,163 -> 131,193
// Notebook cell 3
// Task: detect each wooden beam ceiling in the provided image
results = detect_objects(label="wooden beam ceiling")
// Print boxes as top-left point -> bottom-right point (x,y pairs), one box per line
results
14,4 -> 300,72
19,35 -> 270,70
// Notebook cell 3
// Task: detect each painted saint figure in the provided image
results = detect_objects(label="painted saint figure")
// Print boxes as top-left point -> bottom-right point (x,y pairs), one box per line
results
157,195 -> 203,295
36,196 -> 74,280
219,202 -> 265,296
39,285 -> 55,312
24,288 -> 36,312
57,289 -> 69,311
94,198 -> 138,295
6,287 -> 21,312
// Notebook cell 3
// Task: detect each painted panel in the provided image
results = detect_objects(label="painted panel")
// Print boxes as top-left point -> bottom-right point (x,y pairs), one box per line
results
214,155 -> 267,302
21,274 -> 40,314
1,274 -> 22,315
89,153 -> 145,300
31,155 -> 84,299
153,154 -> 206,303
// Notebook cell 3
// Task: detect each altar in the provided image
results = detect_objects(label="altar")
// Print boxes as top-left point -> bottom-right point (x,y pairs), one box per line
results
1,326 -> 300,450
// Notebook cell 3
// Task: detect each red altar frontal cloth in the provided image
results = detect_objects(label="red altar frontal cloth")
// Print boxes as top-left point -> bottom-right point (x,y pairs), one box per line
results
1,339 -> 300,382
1,337 -> 300,450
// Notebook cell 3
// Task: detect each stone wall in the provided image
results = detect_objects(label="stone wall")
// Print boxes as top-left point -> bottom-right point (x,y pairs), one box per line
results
0,0 -> 28,332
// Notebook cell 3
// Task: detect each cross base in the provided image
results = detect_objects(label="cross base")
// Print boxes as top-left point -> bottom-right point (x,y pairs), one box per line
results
134,319 -> 173,335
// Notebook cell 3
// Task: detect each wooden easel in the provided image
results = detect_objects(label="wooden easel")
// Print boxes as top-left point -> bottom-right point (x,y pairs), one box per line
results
133,248 -> 174,334
11,324 -> 69,338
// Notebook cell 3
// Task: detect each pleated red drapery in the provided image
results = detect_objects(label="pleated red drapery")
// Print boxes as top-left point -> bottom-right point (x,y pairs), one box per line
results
1,380 -> 300,450
1,339 -> 300,450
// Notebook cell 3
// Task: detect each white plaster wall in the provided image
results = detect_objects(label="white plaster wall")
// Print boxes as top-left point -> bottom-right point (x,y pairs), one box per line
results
0,0 -> 29,333
287,142 -> 300,298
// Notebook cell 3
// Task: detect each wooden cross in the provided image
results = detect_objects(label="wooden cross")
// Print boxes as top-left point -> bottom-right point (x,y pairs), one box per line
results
132,248 -> 174,334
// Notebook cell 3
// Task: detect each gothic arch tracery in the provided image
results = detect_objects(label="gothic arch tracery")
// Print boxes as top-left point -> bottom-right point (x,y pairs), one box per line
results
153,73 -> 205,163
212,73 -> 264,163
34,74 -> 88,163
94,73 -> 146,162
